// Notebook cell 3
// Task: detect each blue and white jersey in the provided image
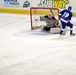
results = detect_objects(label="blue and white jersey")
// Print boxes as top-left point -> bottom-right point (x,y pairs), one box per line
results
59,9 -> 73,23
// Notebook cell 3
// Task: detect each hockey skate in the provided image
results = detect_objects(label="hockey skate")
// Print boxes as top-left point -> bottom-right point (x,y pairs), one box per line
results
70,33 -> 75,36
60,31 -> 65,35
60,33 -> 65,35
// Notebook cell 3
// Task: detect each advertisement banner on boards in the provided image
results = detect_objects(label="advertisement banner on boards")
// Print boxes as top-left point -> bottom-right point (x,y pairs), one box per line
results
3,0 -> 31,9
0,0 -> 75,11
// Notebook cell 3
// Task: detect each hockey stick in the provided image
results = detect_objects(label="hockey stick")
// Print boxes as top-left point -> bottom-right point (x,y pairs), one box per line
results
50,9 -> 59,21
73,24 -> 76,26
50,9 -> 55,17
71,23 -> 76,26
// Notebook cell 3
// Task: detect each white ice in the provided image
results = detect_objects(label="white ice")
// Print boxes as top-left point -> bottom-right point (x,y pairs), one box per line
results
0,13 -> 76,75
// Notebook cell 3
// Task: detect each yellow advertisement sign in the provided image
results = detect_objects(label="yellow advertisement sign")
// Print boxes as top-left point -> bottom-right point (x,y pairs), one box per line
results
38,0 -> 69,9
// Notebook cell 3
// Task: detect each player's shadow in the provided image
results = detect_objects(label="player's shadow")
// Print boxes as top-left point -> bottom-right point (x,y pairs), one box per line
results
52,35 -> 72,40
14,29 -> 55,38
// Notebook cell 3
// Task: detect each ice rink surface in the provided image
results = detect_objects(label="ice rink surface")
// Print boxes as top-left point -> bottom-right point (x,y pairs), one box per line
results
0,13 -> 76,75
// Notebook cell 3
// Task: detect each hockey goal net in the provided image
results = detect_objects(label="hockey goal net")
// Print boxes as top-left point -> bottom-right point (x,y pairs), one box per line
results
30,7 -> 59,30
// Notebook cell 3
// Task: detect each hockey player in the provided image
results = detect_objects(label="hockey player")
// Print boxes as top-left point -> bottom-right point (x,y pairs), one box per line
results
59,6 -> 75,35
40,13 -> 59,32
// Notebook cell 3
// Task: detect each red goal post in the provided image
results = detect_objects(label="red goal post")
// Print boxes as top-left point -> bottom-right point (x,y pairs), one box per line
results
30,7 -> 60,30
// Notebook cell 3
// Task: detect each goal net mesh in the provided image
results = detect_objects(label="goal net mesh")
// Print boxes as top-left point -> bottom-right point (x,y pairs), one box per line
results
30,7 -> 59,30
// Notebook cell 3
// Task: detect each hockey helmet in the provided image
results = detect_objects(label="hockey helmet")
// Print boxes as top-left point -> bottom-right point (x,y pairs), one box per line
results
68,6 -> 72,11
48,13 -> 53,18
